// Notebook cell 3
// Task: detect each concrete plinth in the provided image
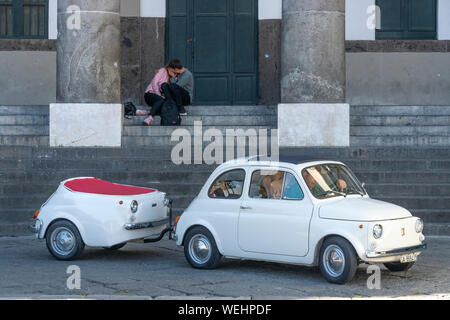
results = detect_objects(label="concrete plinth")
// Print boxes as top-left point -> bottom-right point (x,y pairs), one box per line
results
281,0 -> 346,103
56,0 -> 121,103
278,104 -> 349,147
50,104 -> 122,147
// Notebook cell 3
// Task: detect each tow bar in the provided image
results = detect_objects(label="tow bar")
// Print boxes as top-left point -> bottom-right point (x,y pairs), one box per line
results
143,199 -> 175,243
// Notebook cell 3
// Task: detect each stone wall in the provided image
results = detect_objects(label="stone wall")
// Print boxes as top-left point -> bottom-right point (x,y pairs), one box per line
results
121,17 -> 165,106
258,19 -> 281,105
346,52 -> 450,106
0,51 -> 56,106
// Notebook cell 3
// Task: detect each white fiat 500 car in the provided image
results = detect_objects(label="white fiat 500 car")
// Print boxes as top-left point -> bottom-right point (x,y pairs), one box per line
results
31,177 -> 173,260
174,157 -> 427,284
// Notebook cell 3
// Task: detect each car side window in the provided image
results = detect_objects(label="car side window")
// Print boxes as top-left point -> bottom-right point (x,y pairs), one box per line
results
208,169 -> 245,199
249,170 -> 285,200
282,173 -> 304,200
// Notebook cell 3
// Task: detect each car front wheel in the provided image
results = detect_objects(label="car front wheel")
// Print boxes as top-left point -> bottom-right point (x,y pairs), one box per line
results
184,226 -> 222,269
319,236 -> 358,284
46,220 -> 85,260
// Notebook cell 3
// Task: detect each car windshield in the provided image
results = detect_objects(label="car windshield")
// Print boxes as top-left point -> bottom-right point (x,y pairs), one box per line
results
301,164 -> 366,199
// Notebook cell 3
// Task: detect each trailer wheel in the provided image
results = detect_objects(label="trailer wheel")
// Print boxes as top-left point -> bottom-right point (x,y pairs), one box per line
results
184,226 -> 221,269
103,243 -> 127,251
46,220 -> 85,260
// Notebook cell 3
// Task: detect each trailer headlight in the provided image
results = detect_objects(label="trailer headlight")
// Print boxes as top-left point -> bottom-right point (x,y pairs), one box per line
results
131,200 -> 138,213
373,224 -> 383,239
415,219 -> 424,233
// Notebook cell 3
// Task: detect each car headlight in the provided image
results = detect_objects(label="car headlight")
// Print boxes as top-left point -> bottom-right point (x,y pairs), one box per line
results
130,200 -> 138,213
415,219 -> 424,233
373,224 -> 383,239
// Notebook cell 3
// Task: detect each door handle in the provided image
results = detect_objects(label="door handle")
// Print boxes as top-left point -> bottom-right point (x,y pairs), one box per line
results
240,205 -> 252,210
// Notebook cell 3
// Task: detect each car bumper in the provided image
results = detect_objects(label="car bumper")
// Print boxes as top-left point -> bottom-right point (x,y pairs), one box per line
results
124,217 -> 170,231
29,219 -> 43,238
365,243 -> 427,260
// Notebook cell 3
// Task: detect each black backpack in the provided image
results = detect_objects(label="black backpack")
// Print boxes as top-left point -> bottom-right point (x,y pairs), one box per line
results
124,102 -> 136,119
160,100 -> 182,126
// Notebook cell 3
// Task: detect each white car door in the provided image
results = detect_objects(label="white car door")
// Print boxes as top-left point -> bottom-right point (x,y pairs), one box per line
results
237,167 -> 314,257
204,168 -> 246,254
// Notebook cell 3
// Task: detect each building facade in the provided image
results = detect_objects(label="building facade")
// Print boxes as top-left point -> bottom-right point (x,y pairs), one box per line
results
1,0 -> 449,107
0,1 -> 449,235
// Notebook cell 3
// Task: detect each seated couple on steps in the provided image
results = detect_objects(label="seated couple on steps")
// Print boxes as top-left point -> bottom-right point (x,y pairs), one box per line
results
137,59 -> 194,126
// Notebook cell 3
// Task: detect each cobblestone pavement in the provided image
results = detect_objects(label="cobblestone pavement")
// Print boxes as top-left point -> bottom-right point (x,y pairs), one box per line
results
0,236 -> 449,300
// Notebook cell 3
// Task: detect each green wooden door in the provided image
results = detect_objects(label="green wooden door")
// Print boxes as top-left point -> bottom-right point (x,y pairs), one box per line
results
167,0 -> 258,105
376,0 -> 437,39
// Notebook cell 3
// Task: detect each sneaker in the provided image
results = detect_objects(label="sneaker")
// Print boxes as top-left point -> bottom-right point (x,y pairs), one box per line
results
136,109 -> 150,116
179,105 -> 187,116
142,115 -> 154,126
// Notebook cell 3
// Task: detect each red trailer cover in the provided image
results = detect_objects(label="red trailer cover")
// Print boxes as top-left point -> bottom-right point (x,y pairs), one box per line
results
64,178 -> 156,196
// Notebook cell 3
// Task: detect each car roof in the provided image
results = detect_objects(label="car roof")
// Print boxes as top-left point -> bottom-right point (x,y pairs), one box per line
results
218,156 -> 343,171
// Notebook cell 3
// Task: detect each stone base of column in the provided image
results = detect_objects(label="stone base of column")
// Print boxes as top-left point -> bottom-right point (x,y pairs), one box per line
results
278,104 -> 349,147
49,104 -> 123,147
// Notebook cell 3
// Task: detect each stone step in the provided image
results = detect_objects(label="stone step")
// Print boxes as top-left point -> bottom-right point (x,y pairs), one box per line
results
123,125 -> 278,137
1,146 -> 449,160
409,210 -> 450,223
122,135 -> 279,147
0,223 -> 31,237
0,125 -> 49,135
279,147 -> 450,160
0,159 -> 217,171
351,105 -> 450,116
351,136 -> 450,147
374,196 -> 450,210
350,115 -> 450,126
0,145 -> 268,161
351,126 -> 450,136
124,115 -> 277,126
0,115 -> 49,125
366,184 -> 450,197
0,105 -> 49,115
423,223 -> 450,236
4,158 -> 450,172
0,135 -> 49,146
345,159 -> 450,171
0,170 -> 214,184
353,171 -> 450,184
137,105 -> 278,116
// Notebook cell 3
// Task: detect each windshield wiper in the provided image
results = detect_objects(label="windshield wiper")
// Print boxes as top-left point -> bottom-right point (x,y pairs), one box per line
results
317,190 -> 347,198
345,187 -> 365,197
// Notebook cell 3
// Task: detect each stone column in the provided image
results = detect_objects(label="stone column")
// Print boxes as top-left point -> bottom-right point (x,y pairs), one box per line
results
278,0 -> 349,147
281,0 -> 345,103
50,0 -> 122,147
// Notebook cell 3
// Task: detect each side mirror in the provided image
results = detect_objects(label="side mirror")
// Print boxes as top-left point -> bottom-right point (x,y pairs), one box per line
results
362,182 -> 366,189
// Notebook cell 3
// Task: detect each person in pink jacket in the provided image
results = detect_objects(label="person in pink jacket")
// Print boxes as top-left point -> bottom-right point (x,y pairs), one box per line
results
136,65 -> 177,124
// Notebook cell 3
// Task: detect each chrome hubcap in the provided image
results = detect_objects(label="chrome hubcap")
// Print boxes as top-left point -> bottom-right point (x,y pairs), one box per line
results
51,227 -> 75,256
188,234 -> 211,265
323,245 -> 345,277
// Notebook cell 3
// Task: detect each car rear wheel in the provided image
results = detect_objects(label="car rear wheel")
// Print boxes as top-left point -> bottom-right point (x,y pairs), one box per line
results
384,261 -> 415,272
184,226 -> 222,269
46,220 -> 85,260
319,236 -> 358,284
